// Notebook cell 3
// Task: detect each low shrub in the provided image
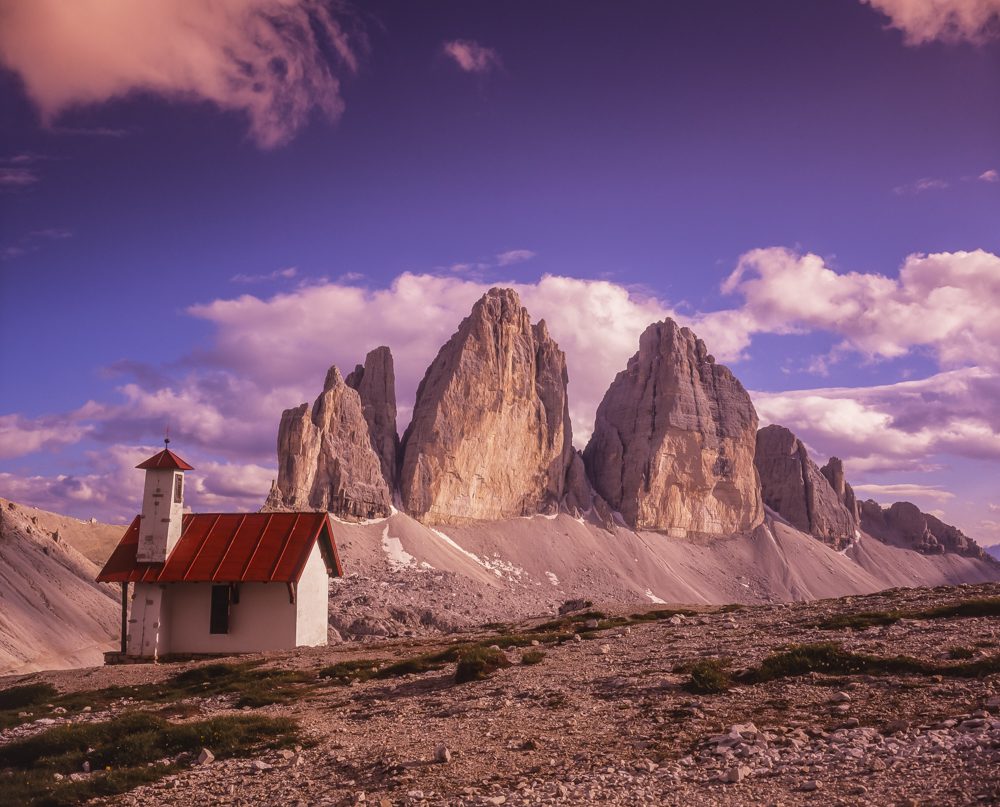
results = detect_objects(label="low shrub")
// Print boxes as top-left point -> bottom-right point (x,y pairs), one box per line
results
949,646 -> 975,660
818,597 -> 1000,632
0,683 -> 58,712
521,650 -> 546,665
455,647 -> 512,685
683,659 -> 731,694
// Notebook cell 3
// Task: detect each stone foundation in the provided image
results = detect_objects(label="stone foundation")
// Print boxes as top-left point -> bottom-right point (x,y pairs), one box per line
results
103,651 -> 231,665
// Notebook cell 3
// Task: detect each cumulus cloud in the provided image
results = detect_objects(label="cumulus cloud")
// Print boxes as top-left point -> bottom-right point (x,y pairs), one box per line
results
443,40 -> 502,73
0,0 -> 363,149
0,444 -> 271,521
852,483 -> 956,501
862,0 -> 1000,44
893,177 -> 948,194
981,169 -> 999,181
713,248 -> 1000,369
496,250 -> 536,266
752,367 -> 1000,473
6,247 -> 1000,521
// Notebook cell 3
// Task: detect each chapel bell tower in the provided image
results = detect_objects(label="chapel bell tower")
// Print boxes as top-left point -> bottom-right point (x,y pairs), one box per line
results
135,439 -> 194,563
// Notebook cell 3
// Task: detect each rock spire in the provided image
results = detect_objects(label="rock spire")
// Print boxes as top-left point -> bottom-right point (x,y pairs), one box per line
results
399,288 -> 574,524
345,346 -> 400,491
265,364 -> 393,520
583,318 -> 763,537
754,424 -> 858,549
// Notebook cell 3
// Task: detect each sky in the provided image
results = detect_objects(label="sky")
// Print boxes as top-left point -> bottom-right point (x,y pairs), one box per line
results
1,0 -> 999,546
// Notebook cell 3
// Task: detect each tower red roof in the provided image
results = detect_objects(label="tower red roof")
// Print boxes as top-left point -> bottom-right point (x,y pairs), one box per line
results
135,447 -> 195,470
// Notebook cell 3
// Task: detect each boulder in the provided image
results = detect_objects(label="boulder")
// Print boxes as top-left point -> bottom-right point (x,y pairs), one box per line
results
583,318 -> 763,536
268,365 -> 393,520
399,288 -> 574,524
344,346 -> 400,491
754,425 -> 857,549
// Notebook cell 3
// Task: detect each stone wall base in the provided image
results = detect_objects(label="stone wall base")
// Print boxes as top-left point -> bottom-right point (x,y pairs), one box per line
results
103,651 -> 231,665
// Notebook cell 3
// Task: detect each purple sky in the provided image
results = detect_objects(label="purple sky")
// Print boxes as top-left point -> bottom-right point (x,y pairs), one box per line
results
1,0 -> 999,546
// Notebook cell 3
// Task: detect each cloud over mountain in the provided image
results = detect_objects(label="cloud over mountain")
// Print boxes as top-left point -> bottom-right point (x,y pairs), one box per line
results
2,248 -> 1000,522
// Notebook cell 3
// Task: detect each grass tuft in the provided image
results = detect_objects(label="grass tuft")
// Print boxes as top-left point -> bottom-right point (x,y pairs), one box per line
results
0,713 -> 299,807
681,659 -> 731,694
521,650 -> 546,666
455,647 -> 512,685
818,597 -> 1000,631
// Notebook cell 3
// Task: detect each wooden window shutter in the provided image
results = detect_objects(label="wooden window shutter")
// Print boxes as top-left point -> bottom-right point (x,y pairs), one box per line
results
210,585 -> 230,634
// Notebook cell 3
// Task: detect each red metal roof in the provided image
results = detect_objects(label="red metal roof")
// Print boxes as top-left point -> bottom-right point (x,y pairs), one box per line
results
96,512 -> 342,583
136,448 -> 195,471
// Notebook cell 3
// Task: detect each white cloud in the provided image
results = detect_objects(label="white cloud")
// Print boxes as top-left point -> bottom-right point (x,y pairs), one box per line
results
980,169 -> 999,182
988,503 -> 1000,512
231,267 -> 297,283
893,177 -> 948,194
0,0 -> 363,149
852,483 -> 956,501
862,0 -> 1000,44
497,249 -> 536,266
712,247 -> 1000,369
443,40 -> 502,73
752,366 -> 1000,473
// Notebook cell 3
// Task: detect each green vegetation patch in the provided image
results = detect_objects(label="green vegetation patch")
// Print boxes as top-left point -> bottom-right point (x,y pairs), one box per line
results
318,659 -> 386,686
521,650 -> 546,666
168,662 -> 315,708
818,597 -> 1000,631
744,642 -> 1000,683
455,647 -> 512,685
0,712 -> 298,807
675,659 -> 732,694
628,608 -> 699,623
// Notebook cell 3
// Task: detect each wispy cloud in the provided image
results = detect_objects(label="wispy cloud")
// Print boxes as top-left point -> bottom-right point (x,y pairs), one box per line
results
443,40 -> 502,73
862,0 -> 1000,44
0,167 -> 39,187
852,483 -> 956,502
231,267 -> 297,284
893,177 -> 948,195
29,229 -> 73,240
980,169 -> 999,182
49,126 -> 131,138
0,0 -> 365,149
496,249 -> 536,266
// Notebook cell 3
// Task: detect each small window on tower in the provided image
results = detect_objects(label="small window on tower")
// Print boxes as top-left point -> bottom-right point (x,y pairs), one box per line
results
210,585 -> 230,634
173,473 -> 183,503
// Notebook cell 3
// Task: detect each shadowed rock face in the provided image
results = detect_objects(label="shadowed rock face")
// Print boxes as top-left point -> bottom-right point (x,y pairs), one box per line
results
583,318 -> 763,537
344,346 -> 399,491
266,365 -> 392,520
860,500 -> 993,561
754,425 -> 857,549
399,288 -> 574,525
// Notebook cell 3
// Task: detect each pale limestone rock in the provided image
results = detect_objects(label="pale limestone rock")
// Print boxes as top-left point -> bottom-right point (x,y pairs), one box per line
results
564,451 -> 592,517
269,366 -> 392,520
399,288 -> 574,524
859,499 -> 993,561
820,457 -> 859,521
754,424 -> 856,549
345,346 -> 399,490
583,319 -> 763,536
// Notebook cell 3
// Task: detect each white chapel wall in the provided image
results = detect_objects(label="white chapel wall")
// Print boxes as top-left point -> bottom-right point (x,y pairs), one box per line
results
166,580 -> 298,654
295,543 -> 330,648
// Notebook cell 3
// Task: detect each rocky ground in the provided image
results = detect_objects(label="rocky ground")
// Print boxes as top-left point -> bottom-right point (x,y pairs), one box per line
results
3,583 -> 1000,807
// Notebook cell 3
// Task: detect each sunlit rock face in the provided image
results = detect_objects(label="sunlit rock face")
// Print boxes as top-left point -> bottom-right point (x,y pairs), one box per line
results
754,424 -> 857,549
267,365 -> 393,520
399,288 -> 574,525
584,318 -> 763,537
